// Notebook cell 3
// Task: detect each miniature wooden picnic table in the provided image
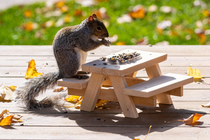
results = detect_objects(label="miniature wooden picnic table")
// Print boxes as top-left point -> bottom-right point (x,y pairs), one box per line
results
58,49 -> 193,118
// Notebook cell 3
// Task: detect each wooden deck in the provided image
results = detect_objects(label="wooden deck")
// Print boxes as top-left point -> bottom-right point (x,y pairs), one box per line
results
0,45 -> 210,140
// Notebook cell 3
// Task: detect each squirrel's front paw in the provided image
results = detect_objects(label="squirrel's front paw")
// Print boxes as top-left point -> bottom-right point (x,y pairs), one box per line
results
102,38 -> 111,46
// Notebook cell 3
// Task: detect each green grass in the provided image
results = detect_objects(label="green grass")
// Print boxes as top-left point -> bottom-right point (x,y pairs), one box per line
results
0,0 -> 210,45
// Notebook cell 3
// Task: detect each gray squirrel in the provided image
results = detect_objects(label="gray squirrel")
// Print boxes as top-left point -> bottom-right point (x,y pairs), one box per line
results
17,14 -> 110,109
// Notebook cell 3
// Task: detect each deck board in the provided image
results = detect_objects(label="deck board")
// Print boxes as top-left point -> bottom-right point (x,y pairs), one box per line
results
0,45 -> 210,139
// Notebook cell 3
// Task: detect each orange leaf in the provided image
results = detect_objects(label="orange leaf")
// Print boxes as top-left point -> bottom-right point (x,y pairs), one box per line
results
130,8 -> 145,19
183,113 -> 203,125
56,1 -> 65,8
0,115 -> 14,126
116,41 -> 126,45
25,59 -> 42,79
23,22 -> 33,31
24,10 -> 32,18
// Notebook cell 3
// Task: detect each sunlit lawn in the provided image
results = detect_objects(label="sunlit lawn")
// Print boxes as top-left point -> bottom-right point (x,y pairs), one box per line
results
0,0 -> 210,45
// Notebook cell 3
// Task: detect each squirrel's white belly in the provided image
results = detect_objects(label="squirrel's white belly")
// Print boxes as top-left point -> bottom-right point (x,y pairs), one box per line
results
74,48 -> 87,70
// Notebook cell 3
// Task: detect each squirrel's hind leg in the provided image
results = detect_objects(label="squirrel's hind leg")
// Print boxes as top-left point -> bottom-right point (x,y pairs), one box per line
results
55,49 -> 80,78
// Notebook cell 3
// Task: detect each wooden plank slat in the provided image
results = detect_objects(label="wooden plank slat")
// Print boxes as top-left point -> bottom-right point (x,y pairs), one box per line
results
124,73 -> 193,98
1,45 -> 210,56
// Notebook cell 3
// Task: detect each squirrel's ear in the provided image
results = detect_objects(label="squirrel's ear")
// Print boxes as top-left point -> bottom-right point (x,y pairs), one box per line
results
88,16 -> 94,22
92,14 -> 97,18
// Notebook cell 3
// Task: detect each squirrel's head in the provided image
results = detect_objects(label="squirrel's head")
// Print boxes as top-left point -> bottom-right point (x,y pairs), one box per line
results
87,14 -> 109,39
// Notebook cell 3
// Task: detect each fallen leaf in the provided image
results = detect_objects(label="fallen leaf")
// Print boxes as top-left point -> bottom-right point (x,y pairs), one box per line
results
0,110 -> 23,126
0,115 -> 14,126
25,59 -> 42,79
160,6 -> 176,13
45,20 -> 55,28
180,113 -> 203,125
116,41 -> 126,45
65,95 -> 81,103
64,15 -> 72,23
60,5 -> 69,13
117,14 -> 132,23
203,10 -> 210,17
0,84 -> 15,102
53,87 -> 64,92
9,85 -> 17,92
22,22 -> 38,31
55,0 -> 65,8
76,0 -> 97,7
187,66 -> 204,82
130,5 -> 145,19
74,9 -> 83,16
24,10 -> 32,18
148,5 -> 157,12
95,99 -> 108,108
201,101 -> 210,108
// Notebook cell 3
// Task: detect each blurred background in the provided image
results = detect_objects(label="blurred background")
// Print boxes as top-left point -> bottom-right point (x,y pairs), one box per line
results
0,0 -> 210,45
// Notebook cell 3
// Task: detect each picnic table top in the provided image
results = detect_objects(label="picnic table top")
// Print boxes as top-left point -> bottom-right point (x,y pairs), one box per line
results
0,45 -> 210,140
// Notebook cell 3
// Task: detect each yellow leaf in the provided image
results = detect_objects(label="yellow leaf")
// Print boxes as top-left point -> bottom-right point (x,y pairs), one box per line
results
65,95 -> 81,103
116,41 -> 126,45
130,8 -> 145,19
0,115 -> 14,126
9,85 -> 17,92
203,10 -> 210,17
187,66 -> 203,82
95,99 -> 108,108
24,10 -> 32,18
25,59 -> 42,79
64,15 -> 72,23
56,1 -> 65,8
61,5 -> 69,13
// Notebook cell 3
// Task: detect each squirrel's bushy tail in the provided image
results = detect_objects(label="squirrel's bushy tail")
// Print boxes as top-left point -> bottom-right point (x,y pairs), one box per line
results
17,71 -> 61,109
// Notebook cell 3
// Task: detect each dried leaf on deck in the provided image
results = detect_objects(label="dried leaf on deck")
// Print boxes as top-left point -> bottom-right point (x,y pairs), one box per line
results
180,113 -> 203,125
53,87 -> 64,92
9,85 -> 17,92
0,115 -> 14,126
25,59 -> 42,79
187,66 -> 203,82
0,110 -> 23,126
0,84 -> 15,102
65,95 -> 81,103
201,101 -> 210,108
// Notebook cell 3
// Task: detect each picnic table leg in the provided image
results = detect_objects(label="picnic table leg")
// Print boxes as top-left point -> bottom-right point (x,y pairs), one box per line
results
145,64 -> 173,104
109,75 -> 139,118
81,73 -> 105,111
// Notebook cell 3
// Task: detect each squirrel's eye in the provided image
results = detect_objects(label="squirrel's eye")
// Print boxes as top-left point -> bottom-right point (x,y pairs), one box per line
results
97,26 -> 102,31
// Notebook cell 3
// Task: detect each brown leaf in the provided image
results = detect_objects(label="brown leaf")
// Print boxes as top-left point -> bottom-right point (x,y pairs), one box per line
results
74,9 -> 83,17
